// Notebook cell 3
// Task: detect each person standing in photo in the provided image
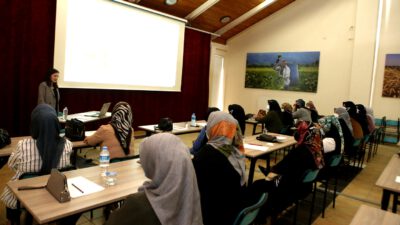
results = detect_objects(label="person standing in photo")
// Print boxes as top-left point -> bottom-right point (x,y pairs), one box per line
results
37,68 -> 61,113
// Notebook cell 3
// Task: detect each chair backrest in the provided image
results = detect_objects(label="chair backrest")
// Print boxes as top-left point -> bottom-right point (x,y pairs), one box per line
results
329,154 -> 342,167
232,192 -> 268,225
110,155 -> 139,163
302,169 -> 319,183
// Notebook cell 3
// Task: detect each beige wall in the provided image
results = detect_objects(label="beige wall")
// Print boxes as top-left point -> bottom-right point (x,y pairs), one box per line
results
222,0 -> 400,120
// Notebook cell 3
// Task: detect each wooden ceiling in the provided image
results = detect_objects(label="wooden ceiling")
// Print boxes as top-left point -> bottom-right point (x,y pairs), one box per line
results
125,0 -> 295,44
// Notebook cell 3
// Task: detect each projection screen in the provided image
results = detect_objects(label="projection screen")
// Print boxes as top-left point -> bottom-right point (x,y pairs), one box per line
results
54,0 -> 186,91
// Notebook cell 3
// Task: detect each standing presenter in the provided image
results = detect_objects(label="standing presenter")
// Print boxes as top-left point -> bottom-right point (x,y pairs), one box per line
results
37,68 -> 60,113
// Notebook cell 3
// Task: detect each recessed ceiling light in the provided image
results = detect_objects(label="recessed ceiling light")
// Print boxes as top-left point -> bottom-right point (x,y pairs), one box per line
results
165,0 -> 177,5
220,16 -> 231,23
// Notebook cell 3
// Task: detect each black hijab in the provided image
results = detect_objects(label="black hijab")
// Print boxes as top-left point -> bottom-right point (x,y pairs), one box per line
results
31,104 -> 65,174
228,104 -> 246,134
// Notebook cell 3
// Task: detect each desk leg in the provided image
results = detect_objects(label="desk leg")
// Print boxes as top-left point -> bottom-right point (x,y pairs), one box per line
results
392,193 -> 398,213
252,124 -> 257,135
248,158 -> 257,184
381,189 -> 391,211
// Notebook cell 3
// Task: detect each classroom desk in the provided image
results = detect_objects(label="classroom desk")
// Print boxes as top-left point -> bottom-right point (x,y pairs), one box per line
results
350,205 -> 400,225
376,154 -> 400,212
1,132 -> 94,167
58,111 -> 111,124
7,159 -> 147,224
138,120 -> 206,136
244,133 -> 296,184
245,118 -> 264,135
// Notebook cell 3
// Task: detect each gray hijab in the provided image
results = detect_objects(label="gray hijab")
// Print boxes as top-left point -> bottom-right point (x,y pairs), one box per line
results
334,107 -> 353,135
139,133 -> 203,225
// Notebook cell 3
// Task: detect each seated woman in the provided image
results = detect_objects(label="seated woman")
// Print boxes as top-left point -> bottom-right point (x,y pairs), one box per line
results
292,99 -> 312,123
318,115 -> 344,157
306,100 -> 320,123
0,104 -> 73,224
334,107 -> 355,157
193,111 -> 248,225
84,101 -> 133,159
343,101 -> 364,139
228,104 -> 247,135
281,102 -> 294,135
250,121 -> 324,224
257,100 -> 283,133
105,133 -> 203,225
190,107 -> 220,155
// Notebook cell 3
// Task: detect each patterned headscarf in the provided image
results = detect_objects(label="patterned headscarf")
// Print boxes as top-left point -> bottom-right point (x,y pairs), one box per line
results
334,107 -> 353,135
139,133 -> 203,225
295,121 -> 324,169
206,111 -> 247,185
318,115 -> 344,153
31,104 -> 65,174
110,101 -> 133,155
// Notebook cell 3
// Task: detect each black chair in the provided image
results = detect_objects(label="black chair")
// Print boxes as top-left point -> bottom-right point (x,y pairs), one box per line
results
110,154 -> 139,163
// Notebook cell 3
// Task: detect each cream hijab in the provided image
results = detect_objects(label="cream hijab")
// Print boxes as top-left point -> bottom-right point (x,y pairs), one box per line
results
139,133 -> 203,225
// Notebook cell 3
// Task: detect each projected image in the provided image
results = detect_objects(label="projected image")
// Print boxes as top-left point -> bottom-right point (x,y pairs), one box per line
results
245,51 -> 320,92
382,54 -> 400,98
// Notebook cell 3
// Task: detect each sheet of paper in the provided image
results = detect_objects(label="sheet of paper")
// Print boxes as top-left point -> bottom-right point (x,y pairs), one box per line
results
197,122 -> 207,127
67,176 -> 105,198
395,176 -> 400,183
244,143 -> 269,152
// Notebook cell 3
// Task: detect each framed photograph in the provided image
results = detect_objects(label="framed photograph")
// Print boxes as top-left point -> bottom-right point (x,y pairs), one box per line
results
245,51 -> 320,92
382,54 -> 400,98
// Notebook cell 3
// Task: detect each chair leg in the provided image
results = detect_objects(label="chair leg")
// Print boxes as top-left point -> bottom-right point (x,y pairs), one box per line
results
333,174 -> 338,208
322,179 -> 328,218
308,182 -> 317,225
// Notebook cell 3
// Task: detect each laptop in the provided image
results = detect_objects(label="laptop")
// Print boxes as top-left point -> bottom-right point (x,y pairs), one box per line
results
86,102 -> 111,117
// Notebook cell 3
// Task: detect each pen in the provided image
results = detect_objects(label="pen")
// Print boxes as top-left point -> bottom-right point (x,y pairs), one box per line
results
72,183 -> 84,193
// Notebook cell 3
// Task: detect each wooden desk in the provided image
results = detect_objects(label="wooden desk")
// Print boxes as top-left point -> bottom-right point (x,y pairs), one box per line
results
138,120 -> 206,136
7,159 -> 147,224
244,133 -> 296,184
58,111 -> 111,124
350,205 -> 400,225
1,133 -> 94,167
376,154 -> 400,212
246,119 -> 264,135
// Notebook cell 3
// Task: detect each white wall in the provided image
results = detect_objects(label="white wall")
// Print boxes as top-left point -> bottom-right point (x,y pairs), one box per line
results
222,0 -> 400,120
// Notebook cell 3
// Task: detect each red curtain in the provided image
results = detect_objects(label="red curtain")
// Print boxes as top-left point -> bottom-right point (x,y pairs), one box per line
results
0,0 -> 210,136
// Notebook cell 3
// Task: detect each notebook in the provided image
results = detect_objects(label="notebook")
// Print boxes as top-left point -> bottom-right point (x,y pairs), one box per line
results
86,102 -> 111,117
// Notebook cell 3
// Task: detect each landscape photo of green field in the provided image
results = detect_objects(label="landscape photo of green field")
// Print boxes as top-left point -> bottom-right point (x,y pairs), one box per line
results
245,52 -> 320,92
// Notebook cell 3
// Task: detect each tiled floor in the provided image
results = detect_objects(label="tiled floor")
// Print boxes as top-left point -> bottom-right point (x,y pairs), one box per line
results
0,125 -> 399,225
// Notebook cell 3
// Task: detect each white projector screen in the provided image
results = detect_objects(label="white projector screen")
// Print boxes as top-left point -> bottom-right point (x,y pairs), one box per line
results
54,0 -> 186,91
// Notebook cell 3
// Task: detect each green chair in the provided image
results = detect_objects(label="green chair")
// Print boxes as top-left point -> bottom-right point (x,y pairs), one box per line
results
293,169 -> 320,225
232,192 -> 268,225
319,154 -> 342,218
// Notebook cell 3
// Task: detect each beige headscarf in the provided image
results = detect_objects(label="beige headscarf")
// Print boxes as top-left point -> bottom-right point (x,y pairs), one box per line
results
139,133 -> 203,225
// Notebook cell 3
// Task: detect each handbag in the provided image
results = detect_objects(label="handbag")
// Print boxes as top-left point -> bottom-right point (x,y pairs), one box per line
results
256,134 -> 277,142
0,128 -> 11,149
156,117 -> 173,132
254,109 -> 267,121
65,119 -> 85,141
46,169 -> 71,203
17,169 -> 71,203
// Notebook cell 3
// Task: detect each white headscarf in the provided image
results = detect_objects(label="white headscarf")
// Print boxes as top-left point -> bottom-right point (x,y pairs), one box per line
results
139,133 -> 203,225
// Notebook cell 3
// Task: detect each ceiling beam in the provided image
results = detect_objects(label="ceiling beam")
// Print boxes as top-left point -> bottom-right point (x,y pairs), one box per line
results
185,0 -> 220,21
214,0 -> 277,37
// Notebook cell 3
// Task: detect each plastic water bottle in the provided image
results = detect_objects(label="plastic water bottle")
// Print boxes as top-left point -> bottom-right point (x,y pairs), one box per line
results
191,113 -> 196,127
63,107 -> 68,120
99,146 -> 110,177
